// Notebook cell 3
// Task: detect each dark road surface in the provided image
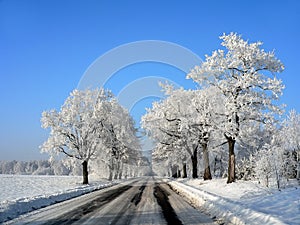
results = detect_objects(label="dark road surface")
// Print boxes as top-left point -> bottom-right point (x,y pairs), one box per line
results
7,177 -> 216,225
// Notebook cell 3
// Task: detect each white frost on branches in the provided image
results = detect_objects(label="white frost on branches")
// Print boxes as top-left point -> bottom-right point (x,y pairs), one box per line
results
187,33 -> 285,140
143,33 -> 288,183
41,89 -> 113,163
41,88 -> 144,183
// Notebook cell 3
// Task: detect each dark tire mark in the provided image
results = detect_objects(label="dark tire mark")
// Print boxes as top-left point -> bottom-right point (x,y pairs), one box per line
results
45,184 -> 133,225
111,183 -> 147,225
153,184 -> 183,225
131,184 -> 146,206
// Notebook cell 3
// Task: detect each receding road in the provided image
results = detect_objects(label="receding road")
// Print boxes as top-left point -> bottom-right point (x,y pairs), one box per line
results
8,177 -> 216,225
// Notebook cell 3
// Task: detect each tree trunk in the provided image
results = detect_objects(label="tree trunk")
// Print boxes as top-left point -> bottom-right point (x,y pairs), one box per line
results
227,137 -> 236,183
202,143 -> 212,180
177,168 -> 181,178
191,146 -> 198,178
114,161 -> 120,180
82,160 -> 89,184
297,152 -> 300,180
214,156 -> 217,177
108,171 -> 113,181
108,160 -> 113,181
297,162 -> 300,180
118,162 -> 123,179
172,165 -> 178,178
274,162 -> 281,190
182,163 -> 187,178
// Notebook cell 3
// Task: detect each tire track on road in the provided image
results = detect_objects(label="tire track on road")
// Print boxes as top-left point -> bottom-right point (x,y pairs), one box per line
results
109,181 -> 147,225
45,184 -> 134,225
153,183 -> 183,225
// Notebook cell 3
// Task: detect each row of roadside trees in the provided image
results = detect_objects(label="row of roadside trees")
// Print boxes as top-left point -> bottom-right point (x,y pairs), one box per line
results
142,33 -> 300,185
41,88 -> 149,184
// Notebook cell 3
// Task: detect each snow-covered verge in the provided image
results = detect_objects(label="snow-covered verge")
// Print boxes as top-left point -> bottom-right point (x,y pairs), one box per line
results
0,174 -> 118,223
167,178 -> 300,225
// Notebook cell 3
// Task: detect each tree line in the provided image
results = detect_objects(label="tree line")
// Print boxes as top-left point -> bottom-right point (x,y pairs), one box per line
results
0,160 -> 79,176
142,33 -> 300,187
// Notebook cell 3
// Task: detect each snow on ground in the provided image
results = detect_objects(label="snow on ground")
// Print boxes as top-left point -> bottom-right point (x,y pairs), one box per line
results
0,174 -> 117,223
2,175 -> 299,224
168,178 -> 300,225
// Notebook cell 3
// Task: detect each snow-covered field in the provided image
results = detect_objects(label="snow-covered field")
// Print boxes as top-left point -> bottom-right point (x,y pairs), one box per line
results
169,178 -> 300,225
0,174 -> 117,223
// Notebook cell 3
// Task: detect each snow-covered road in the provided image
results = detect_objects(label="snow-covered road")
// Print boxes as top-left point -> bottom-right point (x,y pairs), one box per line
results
6,177 -> 216,225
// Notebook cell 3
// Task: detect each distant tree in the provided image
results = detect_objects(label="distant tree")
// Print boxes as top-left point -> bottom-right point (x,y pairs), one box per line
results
3,161 -> 15,174
26,161 -> 38,174
142,87 -> 195,177
187,33 -> 284,183
254,126 -> 296,189
91,99 -> 143,180
110,100 -> 142,179
0,160 -> 59,175
254,147 -> 273,187
51,160 -> 70,175
281,110 -> 300,179
14,161 -> 27,174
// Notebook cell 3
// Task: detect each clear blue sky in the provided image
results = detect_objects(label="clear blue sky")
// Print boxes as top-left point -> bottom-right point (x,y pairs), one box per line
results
1,0 -> 300,160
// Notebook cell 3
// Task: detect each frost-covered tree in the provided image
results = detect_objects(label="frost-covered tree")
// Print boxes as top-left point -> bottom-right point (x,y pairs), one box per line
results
100,99 -> 142,180
189,86 -> 225,179
142,87 -> 194,177
41,88 -> 114,184
281,110 -> 300,179
254,148 -> 273,187
153,141 -> 186,178
142,97 -> 184,176
51,160 -> 70,175
0,160 -> 74,175
0,161 -> 16,174
14,161 -> 27,174
187,33 -> 284,183
235,121 -> 271,180
142,84 -> 223,179
254,128 -> 296,189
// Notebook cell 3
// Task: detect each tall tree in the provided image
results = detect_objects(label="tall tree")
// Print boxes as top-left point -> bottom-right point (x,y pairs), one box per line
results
41,88 -> 113,184
189,86 -> 224,180
187,33 -> 284,183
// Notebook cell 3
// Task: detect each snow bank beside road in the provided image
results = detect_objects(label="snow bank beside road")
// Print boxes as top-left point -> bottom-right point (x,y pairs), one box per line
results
0,175 -> 117,223
168,178 -> 300,225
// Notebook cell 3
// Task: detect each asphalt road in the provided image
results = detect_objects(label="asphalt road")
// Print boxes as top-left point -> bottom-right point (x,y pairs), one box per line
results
8,177 -> 216,225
